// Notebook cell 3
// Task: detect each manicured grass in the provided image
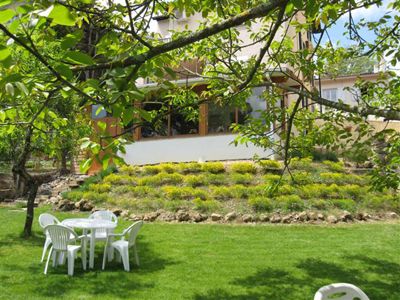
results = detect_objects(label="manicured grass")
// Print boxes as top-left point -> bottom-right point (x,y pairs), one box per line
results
0,205 -> 399,299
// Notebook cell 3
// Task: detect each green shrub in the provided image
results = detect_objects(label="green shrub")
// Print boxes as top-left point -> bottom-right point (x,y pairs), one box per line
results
62,190 -> 84,202
263,174 -> 281,184
80,166 -> 117,190
82,191 -> 109,203
117,197 -> 165,211
248,196 -> 273,212
184,175 -> 208,187
231,173 -> 253,185
165,200 -> 189,211
332,199 -> 357,211
276,184 -> 296,195
248,185 -> 269,197
139,173 -> 183,186
192,188 -> 208,200
275,195 -> 304,211
291,157 -> 313,171
211,186 -> 233,200
309,199 -> 330,210
259,160 -> 282,172
130,186 -> 156,198
193,198 -> 220,212
201,162 -> 225,174
339,184 -> 364,199
204,174 -> 226,185
231,184 -> 251,199
311,149 -> 339,162
230,162 -> 257,174
291,171 -> 313,185
362,194 -> 400,211
142,165 -> 162,175
178,162 -> 202,174
322,160 -> 345,172
159,163 -> 178,173
162,186 -> 193,200
88,183 -> 111,193
319,172 -> 343,184
112,185 -> 137,195
119,165 -> 139,176
103,173 -> 136,185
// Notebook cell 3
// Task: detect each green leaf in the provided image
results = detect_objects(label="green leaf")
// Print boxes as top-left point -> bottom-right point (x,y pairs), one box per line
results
80,158 -> 93,173
0,1 -> 12,8
0,46 -> 10,61
60,30 -> 83,50
55,63 -> 73,80
15,82 -> 28,95
48,4 -> 76,26
65,51 -> 94,65
0,9 -> 15,23
97,121 -> 107,131
5,82 -> 14,96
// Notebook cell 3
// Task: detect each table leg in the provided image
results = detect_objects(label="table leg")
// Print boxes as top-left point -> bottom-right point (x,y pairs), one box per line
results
89,229 -> 95,269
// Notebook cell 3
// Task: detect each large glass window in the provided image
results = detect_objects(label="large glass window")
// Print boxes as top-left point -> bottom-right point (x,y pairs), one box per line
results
322,88 -> 338,102
91,105 -> 108,119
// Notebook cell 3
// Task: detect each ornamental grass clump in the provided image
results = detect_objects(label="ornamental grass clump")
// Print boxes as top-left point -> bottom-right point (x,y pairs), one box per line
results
142,165 -> 162,175
231,173 -> 253,185
291,157 -> 314,171
322,160 -> 345,172
259,160 -> 282,173
112,185 -> 137,195
230,162 -> 257,174
82,191 -> 109,204
309,199 -> 330,210
248,196 -> 273,212
275,195 -> 304,211
204,174 -> 226,185
192,198 -> 220,212
291,171 -> 314,185
162,186 -> 193,200
62,190 -> 84,202
211,186 -> 233,200
119,165 -> 139,176
178,162 -> 202,174
184,175 -> 208,187
139,173 -> 183,186
230,184 -> 251,199
88,183 -> 111,193
159,163 -> 179,173
103,173 -> 136,185
332,198 -> 357,211
263,174 -> 281,184
201,162 -> 225,173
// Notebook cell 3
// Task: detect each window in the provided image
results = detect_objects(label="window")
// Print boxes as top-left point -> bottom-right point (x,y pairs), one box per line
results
91,105 -> 109,119
322,88 -> 338,102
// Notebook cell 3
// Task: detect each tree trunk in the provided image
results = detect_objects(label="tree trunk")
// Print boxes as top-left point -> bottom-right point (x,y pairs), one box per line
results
60,148 -> 69,175
23,180 -> 38,237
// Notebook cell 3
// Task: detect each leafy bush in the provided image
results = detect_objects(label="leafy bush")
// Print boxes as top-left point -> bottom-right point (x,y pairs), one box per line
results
62,190 -> 84,202
130,186 -> 157,198
103,174 -> 136,185
248,196 -> 273,212
162,186 -> 194,200
318,172 -> 366,185
276,184 -> 296,195
178,162 -> 202,174
275,195 -> 304,211
211,186 -> 233,200
230,185 -> 251,199
142,165 -> 162,175
82,191 -> 109,203
362,194 -> 400,211
164,200 -> 189,211
231,173 -> 253,185
159,163 -> 178,173
201,162 -> 225,173
339,184 -> 365,199
311,149 -> 339,162
112,185 -> 137,195
259,160 -> 282,172
204,174 -> 226,185
193,198 -> 219,212
322,160 -> 345,172
139,173 -> 183,186
263,174 -> 281,184
89,183 -> 111,193
80,166 -> 117,190
310,199 -> 330,210
291,157 -> 313,171
332,199 -> 357,211
119,165 -> 139,176
291,171 -> 314,185
184,175 -> 208,187
230,162 -> 257,174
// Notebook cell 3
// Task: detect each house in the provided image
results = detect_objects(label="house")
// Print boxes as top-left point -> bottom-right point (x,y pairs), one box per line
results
89,11 -> 313,170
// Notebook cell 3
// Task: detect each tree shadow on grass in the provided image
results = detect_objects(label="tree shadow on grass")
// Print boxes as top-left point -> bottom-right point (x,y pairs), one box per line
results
194,256 -> 400,300
1,236 -> 178,299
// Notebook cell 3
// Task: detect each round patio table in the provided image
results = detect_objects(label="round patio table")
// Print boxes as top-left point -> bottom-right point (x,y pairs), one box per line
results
62,218 -> 117,269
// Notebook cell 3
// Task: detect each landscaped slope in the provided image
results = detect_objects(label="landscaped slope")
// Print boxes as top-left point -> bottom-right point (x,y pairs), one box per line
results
62,159 -> 399,219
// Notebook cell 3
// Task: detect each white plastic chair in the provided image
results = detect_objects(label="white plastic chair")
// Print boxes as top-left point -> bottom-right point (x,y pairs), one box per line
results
314,283 -> 370,300
88,210 -> 118,240
44,224 -> 87,276
38,213 -> 60,262
102,221 -> 143,272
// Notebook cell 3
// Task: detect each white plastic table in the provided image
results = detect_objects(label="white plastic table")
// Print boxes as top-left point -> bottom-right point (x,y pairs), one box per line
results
62,218 -> 117,269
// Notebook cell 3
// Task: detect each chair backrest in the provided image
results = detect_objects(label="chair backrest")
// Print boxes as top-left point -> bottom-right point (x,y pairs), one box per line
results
38,213 -> 60,229
44,225 -> 78,251
124,221 -> 143,246
89,210 -> 118,223
314,283 -> 369,300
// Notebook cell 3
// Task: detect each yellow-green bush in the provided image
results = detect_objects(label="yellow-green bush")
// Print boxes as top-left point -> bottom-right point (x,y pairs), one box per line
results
159,163 -> 178,173
291,171 -> 314,185
162,186 -> 193,200
201,162 -> 225,174
178,162 -> 202,174
259,160 -> 282,172
291,157 -> 313,171
230,184 -> 251,199
275,195 -> 304,211
276,184 -> 296,195
263,174 -> 281,184
230,162 -> 257,174
89,183 -> 111,193
248,196 -> 273,212
112,185 -> 137,194
129,186 -> 156,197
203,174 -> 226,185
322,160 -> 345,172
309,199 -> 330,210
184,175 -> 208,187
139,173 -> 183,186
142,165 -> 162,175
193,198 -> 220,212
82,191 -> 109,203
119,165 -> 139,176
62,190 -> 84,202
231,173 -> 253,185
103,173 -> 136,185
332,199 -> 357,211
211,186 -> 233,200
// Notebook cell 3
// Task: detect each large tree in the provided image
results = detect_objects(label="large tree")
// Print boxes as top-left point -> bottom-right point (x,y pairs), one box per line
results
0,0 -> 399,235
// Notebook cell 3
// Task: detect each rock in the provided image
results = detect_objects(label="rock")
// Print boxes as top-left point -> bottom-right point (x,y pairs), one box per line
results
339,210 -> 353,222
129,214 -> 144,221
386,212 -> 399,219
259,214 -> 270,222
282,215 -> 292,224
49,196 -> 58,203
57,199 -> 75,211
176,209 -> 190,222
112,209 -> 123,216
297,211 -> 309,222
317,213 -> 325,221
143,212 -> 159,222
270,214 -> 282,223
307,212 -> 318,221
242,214 -> 255,223
211,213 -> 222,222
74,199 -> 94,211
224,212 -> 237,222
157,212 -> 176,222
120,210 -> 129,219
327,215 -> 338,224
189,212 -> 207,223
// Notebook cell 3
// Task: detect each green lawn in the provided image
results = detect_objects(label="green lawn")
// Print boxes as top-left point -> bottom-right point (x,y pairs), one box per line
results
0,205 -> 399,300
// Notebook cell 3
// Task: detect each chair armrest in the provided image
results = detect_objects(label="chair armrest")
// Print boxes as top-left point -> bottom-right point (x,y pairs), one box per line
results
77,235 -> 90,240
107,233 -> 125,237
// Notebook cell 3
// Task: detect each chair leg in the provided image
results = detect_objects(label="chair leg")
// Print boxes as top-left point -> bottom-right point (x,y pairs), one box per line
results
52,251 -> 58,267
82,240 -> 87,271
115,251 -> 121,263
102,244 -> 108,270
41,238 -> 51,263
133,245 -> 140,266
121,247 -> 130,272
67,251 -> 75,276
44,247 -> 53,275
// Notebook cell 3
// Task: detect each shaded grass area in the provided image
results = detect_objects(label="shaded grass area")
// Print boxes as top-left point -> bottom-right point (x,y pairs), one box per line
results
0,205 -> 399,300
